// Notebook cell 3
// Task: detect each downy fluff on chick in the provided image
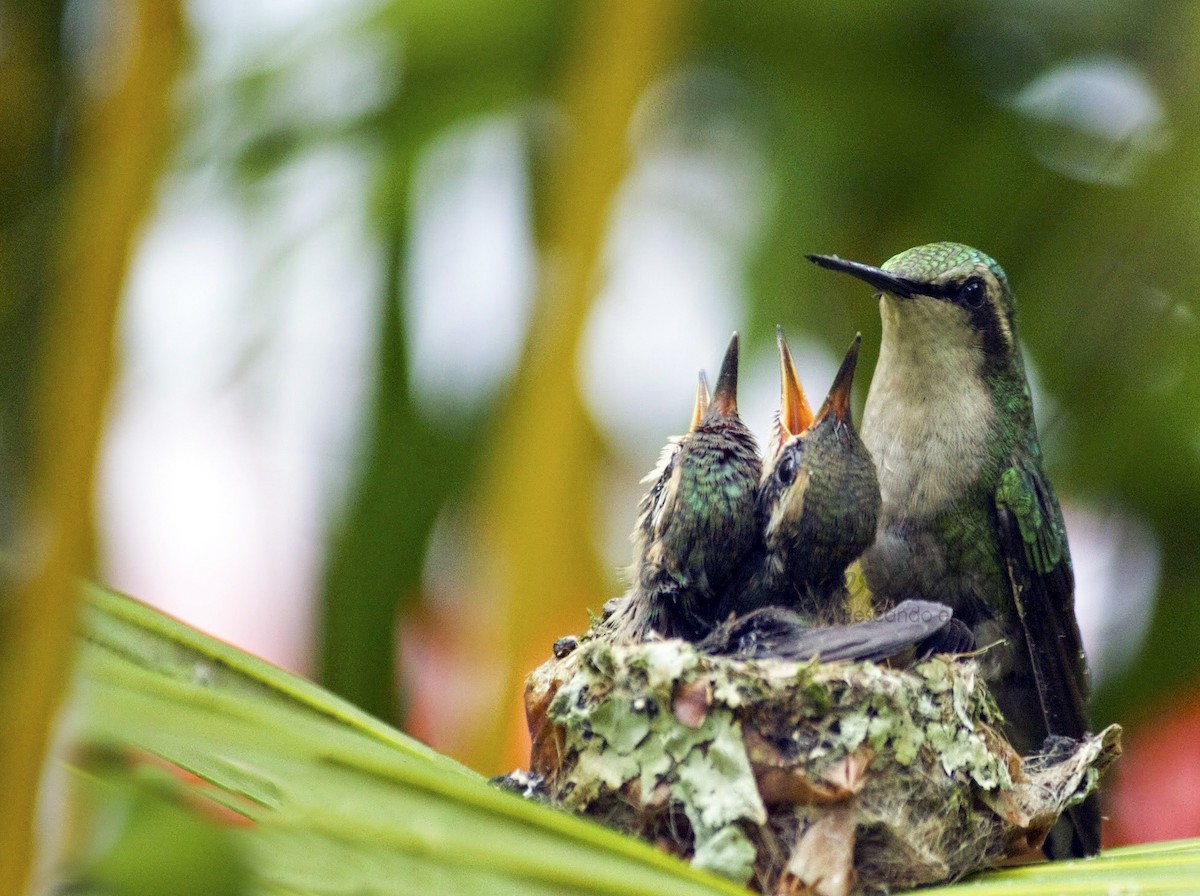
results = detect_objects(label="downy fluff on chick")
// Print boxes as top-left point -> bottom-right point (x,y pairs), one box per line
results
604,333 -> 761,642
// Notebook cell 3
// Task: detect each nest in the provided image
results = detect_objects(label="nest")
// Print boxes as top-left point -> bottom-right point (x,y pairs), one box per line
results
516,633 -> 1121,896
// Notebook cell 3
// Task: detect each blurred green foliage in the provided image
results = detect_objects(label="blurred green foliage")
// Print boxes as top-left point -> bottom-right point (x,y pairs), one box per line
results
3,5 -> 1200,881
63,584 -> 750,896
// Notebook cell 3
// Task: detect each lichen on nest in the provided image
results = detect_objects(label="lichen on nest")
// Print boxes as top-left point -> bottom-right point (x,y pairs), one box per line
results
518,634 -> 1120,896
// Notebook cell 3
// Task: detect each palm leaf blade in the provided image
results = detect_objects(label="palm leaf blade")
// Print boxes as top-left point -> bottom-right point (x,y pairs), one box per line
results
72,586 -> 746,896
68,585 -> 1200,895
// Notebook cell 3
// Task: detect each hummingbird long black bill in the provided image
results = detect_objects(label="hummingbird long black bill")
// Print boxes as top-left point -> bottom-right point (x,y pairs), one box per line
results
813,333 -> 861,427
776,326 -> 813,438
806,254 -> 923,298
711,332 -> 740,417
689,370 -> 711,432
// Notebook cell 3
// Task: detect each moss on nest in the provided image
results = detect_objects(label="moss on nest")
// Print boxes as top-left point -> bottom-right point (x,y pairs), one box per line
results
520,635 -> 1120,896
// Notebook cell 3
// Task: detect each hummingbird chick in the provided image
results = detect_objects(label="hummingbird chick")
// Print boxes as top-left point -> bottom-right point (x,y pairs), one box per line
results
809,242 -> 1097,858
721,330 -> 880,624
604,333 -> 762,643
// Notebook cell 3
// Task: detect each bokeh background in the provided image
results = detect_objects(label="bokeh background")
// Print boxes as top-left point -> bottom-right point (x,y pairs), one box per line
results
3,0 -> 1199,854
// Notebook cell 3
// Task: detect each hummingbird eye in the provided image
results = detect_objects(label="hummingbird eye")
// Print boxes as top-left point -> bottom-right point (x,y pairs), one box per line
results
776,450 -> 798,487
957,277 -> 987,309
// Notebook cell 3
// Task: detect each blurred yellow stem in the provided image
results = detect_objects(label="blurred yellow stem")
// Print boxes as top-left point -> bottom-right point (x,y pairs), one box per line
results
470,0 -> 691,772
0,2 -> 183,890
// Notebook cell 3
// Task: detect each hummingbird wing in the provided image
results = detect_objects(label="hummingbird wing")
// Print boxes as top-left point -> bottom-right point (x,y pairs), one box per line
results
994,462 -> 1099,856
994,464 -> 1088,739
701,600 -> 963,663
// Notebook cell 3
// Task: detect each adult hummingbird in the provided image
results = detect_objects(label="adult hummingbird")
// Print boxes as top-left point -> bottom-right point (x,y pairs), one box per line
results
721,330 -> 880,625
808,242 -> 1097,857
604,333 -> 762,643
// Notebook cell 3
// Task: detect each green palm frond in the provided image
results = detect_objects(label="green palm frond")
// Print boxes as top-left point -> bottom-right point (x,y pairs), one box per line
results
64,585 -> 1200,895
921,838 -> 1200,895
69,585 -> 745,896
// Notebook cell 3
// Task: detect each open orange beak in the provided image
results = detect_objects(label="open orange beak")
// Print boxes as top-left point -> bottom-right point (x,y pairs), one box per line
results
813,333 -> 861,428
776,325 -> 814,440
688,370 -> 711,432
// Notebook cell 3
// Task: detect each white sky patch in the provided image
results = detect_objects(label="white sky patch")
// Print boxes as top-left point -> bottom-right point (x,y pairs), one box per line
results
114,189 -> 253,396
187,0 -> 385,82
581,136 -> 767,461
98,394 -> 316,670
406,116 -> 536,422
581,219 -> 741,458
98,145 -> 377,673
1065,503 -> 1160,686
